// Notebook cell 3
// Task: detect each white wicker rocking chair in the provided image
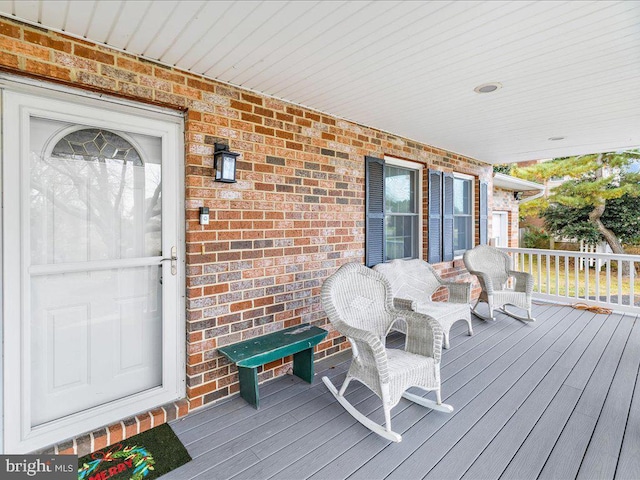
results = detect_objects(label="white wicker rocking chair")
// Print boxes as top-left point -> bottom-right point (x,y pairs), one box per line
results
321,262 -> 453,443
463,245 -> 535,322
373,259 -> 472,349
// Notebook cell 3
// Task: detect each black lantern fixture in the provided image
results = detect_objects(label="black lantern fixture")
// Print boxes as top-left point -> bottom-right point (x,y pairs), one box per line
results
213,143 -> 239,183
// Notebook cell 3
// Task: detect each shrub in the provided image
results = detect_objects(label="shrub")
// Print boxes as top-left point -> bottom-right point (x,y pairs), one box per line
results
522,227 -> 550,249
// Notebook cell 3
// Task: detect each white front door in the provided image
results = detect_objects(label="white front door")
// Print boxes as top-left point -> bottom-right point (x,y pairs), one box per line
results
3,88 -> 185,453
492,211 -> 509,248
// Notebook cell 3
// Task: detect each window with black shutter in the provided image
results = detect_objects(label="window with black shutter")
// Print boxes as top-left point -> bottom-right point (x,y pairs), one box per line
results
365,156 -> 385,267
365,157 -> 480,266
479,180 -> 489,245
443,172 -> 455,261
428,169 -> 442,264
427,171 -> 477,262
452,174 -> 474,256
365,156 -> 421,267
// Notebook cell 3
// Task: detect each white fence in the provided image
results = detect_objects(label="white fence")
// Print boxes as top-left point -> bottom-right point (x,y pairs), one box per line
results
500,247 -> 640,314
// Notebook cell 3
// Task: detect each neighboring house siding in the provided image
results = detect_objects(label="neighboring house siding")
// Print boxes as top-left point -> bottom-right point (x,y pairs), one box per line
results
493,187 -> 520,247
0,18 -> 492,455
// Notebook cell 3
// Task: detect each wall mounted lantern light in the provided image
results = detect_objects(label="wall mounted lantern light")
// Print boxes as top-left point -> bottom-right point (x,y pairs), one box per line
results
213,143 -> 239,183
513,191 -> 523,201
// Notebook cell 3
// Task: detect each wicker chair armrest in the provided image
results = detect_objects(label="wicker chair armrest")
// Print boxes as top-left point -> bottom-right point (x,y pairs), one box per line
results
401,311 -> 443,364
393,297 -> 417,311
468,270 -> 495,295
441,282 -> 471,303
508,270 -> 534,294
340,323 -> 385,349
340,323 -> 390,383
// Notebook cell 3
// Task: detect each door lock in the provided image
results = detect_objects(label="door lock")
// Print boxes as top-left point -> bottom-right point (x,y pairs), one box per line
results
160,246 -> 177,275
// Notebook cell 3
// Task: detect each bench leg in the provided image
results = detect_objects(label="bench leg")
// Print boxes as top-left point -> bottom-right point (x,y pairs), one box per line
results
238,366 -> 259,409
293,348 -> 314,383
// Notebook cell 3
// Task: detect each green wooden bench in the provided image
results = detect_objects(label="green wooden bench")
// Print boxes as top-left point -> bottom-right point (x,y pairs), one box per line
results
218,323 -> 328,408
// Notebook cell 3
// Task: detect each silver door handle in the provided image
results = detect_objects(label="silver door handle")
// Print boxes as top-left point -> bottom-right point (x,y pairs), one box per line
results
160,246 -> 177,275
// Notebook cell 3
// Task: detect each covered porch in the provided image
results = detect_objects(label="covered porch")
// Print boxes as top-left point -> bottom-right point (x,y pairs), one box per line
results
167,302 -> 640,479
0,1 -> 639,470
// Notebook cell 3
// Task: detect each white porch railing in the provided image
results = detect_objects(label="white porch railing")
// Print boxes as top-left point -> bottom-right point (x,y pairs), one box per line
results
499,247 -> 640,314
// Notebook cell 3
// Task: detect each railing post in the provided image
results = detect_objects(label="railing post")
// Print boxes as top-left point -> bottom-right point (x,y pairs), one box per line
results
595,259 -> 600,303
546,254 -> 551,295
630,260 -> 635,307
574,255 -> 579,300
618,260 -> 623,305
555,254 -> 559,296
564,254 -> 569,299
606,260 -> 611,304
537,253 -> 542,294
585,260 -> 590,302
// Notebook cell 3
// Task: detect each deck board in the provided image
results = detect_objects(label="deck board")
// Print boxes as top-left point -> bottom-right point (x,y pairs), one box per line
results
230,316 -> 507,480
426,310 -> 605,480
164,304 -> 640,480
389,308 -> 602,480
460,308 -> 608,480
269,305 -> 563,479
500,312 -> 632,480
576,315 -> 640,480
350,305 -> 577,480
310,305 -> 561,480
615,345 -> 640,480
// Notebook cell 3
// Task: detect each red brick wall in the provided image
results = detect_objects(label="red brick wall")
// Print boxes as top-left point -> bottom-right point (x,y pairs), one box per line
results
0,17 -> 492,455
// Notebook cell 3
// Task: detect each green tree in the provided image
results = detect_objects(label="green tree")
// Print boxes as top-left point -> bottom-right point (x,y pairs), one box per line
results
541,196 -> 640,246
493,164 -> 513,175
513,151 -> 640,261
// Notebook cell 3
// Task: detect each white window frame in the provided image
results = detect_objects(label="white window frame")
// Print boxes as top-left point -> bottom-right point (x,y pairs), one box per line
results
383,156 -> 424,261
453,172 -> 475,258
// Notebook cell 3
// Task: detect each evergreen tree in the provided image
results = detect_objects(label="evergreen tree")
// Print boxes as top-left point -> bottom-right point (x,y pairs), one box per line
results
513,151 -> 640,266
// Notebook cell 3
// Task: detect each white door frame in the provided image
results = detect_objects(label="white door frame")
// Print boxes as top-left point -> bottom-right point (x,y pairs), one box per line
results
2,85 -> 186,453
492,211 -> 510,248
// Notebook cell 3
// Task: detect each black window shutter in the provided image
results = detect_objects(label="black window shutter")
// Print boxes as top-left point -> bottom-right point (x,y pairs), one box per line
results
479,180 -> 489,245
442,172 -> 455,261
428,169 -> 442,263
365,156 -> 385,267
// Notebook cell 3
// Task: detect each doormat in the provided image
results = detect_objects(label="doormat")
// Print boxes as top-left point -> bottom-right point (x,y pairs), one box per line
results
78,423 -> 191,480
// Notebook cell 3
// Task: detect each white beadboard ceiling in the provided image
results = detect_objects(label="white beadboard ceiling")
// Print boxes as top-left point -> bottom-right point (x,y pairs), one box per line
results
1,0 -> 639,164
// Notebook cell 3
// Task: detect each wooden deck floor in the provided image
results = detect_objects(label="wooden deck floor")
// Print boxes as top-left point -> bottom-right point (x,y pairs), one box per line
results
166,304 -> 640,480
